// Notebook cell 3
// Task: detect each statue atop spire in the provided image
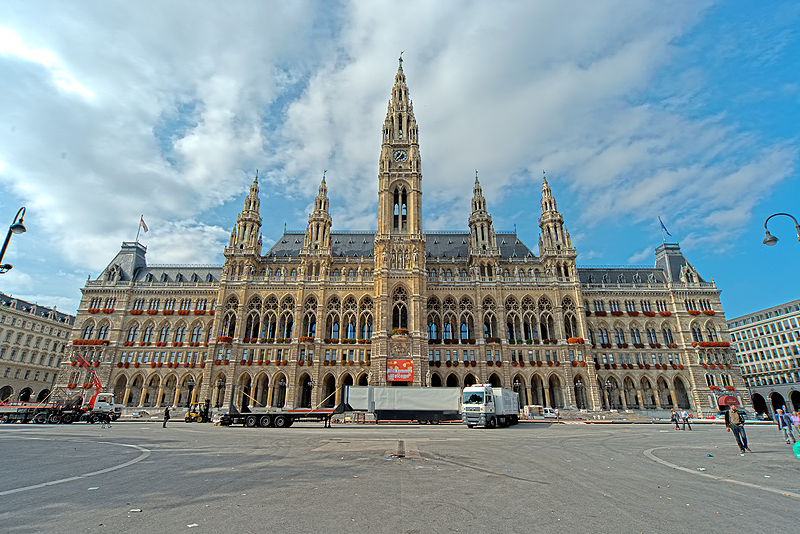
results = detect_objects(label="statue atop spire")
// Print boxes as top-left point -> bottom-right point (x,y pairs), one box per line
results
398,50 -> 404,69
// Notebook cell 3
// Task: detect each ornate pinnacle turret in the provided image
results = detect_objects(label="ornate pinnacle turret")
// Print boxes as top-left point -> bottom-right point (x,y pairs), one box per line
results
228,171 -> 262,252
538,171 -> 573,254
468,171 -> 499,257
303,171 -> 332,253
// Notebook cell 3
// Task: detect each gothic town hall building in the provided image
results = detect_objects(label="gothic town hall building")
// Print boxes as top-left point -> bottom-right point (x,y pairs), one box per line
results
61,62 -> 749,417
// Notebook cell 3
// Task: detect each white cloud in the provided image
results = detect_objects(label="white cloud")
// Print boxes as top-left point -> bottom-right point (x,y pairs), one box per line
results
627,246 -> 653,264
0,1 -> 795,312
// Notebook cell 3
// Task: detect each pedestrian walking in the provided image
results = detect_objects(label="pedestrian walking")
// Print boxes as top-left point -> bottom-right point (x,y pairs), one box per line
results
680,409 -> 692,431
724,405 -> 750,453
100,412 -> 112,429
163,407 -> 170,428
791,411 -> 800,434
775,408 -> 796,444
669,409 -> 680,430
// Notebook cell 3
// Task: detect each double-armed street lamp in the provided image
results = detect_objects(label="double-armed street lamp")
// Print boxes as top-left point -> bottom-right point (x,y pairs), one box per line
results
762,212 -> 800,247
0,207 -> 27,274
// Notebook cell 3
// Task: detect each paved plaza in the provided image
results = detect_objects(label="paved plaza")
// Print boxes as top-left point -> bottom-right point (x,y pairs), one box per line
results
0,421 -> 798,533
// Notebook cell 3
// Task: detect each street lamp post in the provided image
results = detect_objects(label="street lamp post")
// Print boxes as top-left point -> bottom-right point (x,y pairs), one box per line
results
186,378 -> 195,408
762,212 -> 800,246
0,207 -> 27,274
605,379 -> 614,410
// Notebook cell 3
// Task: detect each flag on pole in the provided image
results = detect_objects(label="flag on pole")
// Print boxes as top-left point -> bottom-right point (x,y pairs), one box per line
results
658,216 -> 671,237
139,216 -> 149,233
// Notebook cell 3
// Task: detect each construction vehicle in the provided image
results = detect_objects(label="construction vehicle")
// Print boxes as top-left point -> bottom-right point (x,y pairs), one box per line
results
184,400 -> 212,423
0,353 -> 122,424
461,384 -> 519,428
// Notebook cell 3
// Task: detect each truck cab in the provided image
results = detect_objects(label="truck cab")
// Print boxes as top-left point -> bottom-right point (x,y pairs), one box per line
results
91,393 -> 123,420
461,384 -> 519,428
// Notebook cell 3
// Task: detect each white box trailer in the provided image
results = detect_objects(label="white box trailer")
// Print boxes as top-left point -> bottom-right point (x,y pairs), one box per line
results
461,384 -> 520,428
345,386 -> 461,423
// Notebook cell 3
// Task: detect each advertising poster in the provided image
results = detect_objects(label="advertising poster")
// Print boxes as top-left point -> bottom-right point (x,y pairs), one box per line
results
386,359 -> 413,381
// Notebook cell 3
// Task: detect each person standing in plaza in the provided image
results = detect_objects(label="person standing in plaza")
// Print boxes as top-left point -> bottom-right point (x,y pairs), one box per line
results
775,408 -> 796,444
724,405 -> 751,453
670,409 -> 680,430
791,411 -> 800,435
680,409 -> 692,431
163,407 -> 170,428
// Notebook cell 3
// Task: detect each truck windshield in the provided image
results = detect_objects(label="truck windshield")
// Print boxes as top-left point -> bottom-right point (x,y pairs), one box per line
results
463,392 -> 484,404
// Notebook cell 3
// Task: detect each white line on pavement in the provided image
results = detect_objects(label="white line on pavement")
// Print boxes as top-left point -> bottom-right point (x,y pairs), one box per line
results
643,447 -> 800,500
0,437 -> 151,497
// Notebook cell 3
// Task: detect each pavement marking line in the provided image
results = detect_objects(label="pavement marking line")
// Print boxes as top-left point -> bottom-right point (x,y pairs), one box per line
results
0,438 -> 151,497
643,447 -> 800,500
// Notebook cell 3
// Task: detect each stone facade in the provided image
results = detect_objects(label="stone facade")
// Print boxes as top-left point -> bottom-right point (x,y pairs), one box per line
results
57,61 -> 748,417
0,292 -> 74,403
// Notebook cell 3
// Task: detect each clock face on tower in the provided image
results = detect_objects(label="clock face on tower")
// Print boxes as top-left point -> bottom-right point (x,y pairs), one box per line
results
393,150 -> 407,162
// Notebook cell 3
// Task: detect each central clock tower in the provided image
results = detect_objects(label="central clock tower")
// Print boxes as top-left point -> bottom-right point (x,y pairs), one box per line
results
373,56 -> 427,385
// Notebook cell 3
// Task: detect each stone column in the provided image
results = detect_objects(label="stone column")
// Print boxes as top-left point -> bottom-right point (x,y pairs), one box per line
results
138,388 -> 147,407
525,386 -> 533,408
190,386 -> 198,405
619,389 -> 628,410
122,386 -> 131,406
544,388 -> 551,408
267,385 -> 274,407
654,390 -> 662,409
602,390 -> 609,410
156,386 -> 165,407
669,389 -> 678,408
172,386 -> 181,407
636,389 -> 644,408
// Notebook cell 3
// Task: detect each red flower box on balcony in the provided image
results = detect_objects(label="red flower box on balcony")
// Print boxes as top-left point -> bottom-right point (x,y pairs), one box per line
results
567,337 -> 585,345
133,362 -> 140,368
87,308 -> 100,314
627,311 -> 639,317
193,310 -> 206,315
687,310 -> 701,315
178,310 -> 190,315
611,311 -> 623,316
594,311 -> 607,316
199,362 -> 205,368
643,311 -> 656,317
470,361 -> 476,367
163,310 -> 174,315
487,361 -> 494,366
209,310 -> 215,315
644,364 -> 651,369
703,310 -> 715,316
130,309 -> 143,315
658,311 -> 672,317
146,310 -> 158,315
102,308 -> 114,314
548,361 -> 554,367
117,362 -> 123,368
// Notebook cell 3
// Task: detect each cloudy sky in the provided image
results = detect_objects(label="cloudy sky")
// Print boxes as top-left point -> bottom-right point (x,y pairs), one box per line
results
0,1 -> 798,318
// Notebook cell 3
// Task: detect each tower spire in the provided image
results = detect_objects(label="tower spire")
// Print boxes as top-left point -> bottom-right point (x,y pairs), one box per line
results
469,171 -> 499,259
538,172 -> 576,280
303,171 -> 332,254
227,172 -> 263,254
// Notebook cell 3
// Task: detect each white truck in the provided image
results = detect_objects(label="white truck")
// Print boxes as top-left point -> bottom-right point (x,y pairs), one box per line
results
461,384 -> 520,428
345,386 -> 462,423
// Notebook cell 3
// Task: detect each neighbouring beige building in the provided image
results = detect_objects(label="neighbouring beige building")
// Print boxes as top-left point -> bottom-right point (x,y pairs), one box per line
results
57,60 -> 748,417
728,298 -> 800,417
0,292 -> 74,403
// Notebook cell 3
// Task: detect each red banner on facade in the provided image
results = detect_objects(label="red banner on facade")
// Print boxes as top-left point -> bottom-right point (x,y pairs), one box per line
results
387,359 -> 413,382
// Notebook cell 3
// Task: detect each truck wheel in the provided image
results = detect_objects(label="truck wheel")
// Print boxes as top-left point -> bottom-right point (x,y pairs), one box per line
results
285,419 -> 293,427
33,413 -> 48,424
259,415 -> 272,427
48,414 -> 61,424
0,415 -> 8,424
467,424 -> 474,428
195,415 -> 203,423
245,415 -> 258,427
487,417 -> 496,429
274,415 -> 287,428
90,415 -> 99,424
61,414 -> 73,424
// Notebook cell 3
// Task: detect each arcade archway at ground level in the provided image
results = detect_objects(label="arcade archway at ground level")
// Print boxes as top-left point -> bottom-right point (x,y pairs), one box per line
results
36,389 -> 50,402
770,391 -> 787,412
751,393 -> 768,416
791,390 -> 800,411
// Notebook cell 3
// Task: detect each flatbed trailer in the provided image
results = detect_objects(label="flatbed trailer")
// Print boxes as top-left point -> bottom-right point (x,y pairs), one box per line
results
220,407 -> 342,428
218,384 -> 349,429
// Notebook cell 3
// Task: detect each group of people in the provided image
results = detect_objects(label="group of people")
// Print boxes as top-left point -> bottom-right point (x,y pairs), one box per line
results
669,408 -> 693,431
723,405 -> 800,454
670,404 -> 800,455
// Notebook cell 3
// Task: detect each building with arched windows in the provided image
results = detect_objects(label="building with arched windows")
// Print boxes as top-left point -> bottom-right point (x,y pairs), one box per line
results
0,292 -> 73,406
57,60 -> 748,417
